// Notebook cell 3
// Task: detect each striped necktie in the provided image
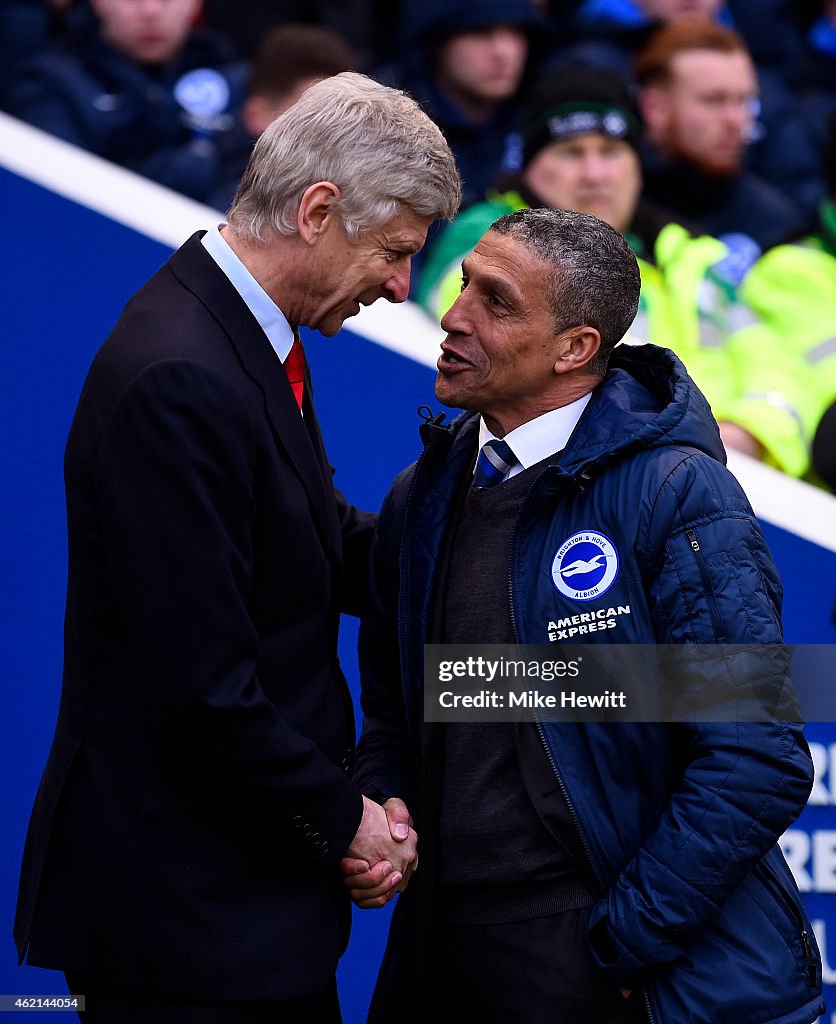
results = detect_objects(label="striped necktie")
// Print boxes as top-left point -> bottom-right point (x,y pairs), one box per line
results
473,438 -> 518,488
284,335 -> 305,410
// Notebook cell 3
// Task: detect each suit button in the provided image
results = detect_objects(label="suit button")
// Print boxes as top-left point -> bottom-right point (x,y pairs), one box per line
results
303,825 -> 313,837
321,842 -> 329,854
311,832 -> 321,842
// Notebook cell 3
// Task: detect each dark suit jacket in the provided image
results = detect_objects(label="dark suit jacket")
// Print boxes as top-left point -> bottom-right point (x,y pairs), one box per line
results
14,233 -> 374,1001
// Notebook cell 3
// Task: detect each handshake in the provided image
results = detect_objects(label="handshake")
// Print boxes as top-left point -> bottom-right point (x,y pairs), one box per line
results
340,797 -> 417,909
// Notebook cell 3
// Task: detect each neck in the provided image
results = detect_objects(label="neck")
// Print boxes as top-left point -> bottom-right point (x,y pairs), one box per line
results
221,226 -> 309,327
484,378 -> 596,438
435,76 -> 498,124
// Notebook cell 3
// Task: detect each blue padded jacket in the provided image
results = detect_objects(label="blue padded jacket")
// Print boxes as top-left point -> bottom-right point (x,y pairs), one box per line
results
355,344 -> 823,1024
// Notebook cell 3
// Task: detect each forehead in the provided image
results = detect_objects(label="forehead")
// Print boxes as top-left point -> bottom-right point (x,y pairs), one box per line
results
96,0 -> 197,21
641,0 -> 722,17
447,22 -> 527,45
465,230 -> 553,299
540,133 -> 637,157
368,207 -> 433,248
669,49 -> 756,91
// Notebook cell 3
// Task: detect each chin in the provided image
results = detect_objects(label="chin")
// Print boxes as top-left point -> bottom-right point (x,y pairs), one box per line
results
434,379 -> 469,411
684,152 -> 741,178
434,378 -> 455,407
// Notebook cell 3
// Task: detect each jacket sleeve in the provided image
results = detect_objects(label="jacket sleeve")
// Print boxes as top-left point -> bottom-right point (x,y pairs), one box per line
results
353,470 -> 419,808
586,452 -> 814,983
98,359 -> 363,869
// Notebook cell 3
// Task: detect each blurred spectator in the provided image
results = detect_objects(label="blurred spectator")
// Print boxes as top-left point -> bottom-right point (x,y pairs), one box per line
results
794,2 -> 836,162
813,401 -> 836,492
736,115 -> 836,484
379,0 -> 545,210
242,23 -> 359,134
418,66 -> 816,473
202,0 -> 376,67
207,23 -> 360,211
549,0 -> 733,80
636,19 -> 806,261
727,0 -> 807,78
547,3 -> 823,223
6,0 -> 247,205
0,1 -> 49,102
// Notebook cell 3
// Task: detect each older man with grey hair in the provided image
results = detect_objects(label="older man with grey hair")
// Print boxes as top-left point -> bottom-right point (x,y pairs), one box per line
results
14,72 -> 460,1024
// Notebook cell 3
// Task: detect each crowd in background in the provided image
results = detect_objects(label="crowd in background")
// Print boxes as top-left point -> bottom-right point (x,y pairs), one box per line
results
1,0 -> 834,491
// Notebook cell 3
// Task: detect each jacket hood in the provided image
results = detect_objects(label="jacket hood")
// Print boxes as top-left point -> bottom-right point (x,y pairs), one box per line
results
565,343 -> 726,469
424,343 -> 725,474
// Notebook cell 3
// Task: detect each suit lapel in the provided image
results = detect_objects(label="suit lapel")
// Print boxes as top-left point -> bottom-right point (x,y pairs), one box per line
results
167,234 -> 338,554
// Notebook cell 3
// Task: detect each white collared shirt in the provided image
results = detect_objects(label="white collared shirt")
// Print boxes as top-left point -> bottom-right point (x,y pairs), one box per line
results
201,224 -> 295,364
477,393 -> 593,482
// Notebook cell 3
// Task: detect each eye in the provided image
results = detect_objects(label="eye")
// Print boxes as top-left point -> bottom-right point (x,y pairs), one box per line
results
460,275 -> 469,293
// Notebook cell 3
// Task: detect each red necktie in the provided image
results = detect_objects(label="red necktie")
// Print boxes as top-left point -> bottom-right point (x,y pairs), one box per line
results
284,335 -> 305,410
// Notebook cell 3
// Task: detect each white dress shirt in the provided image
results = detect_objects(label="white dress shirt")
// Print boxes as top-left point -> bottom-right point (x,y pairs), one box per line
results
477,393 -> 593,482
201,225 -> 295,364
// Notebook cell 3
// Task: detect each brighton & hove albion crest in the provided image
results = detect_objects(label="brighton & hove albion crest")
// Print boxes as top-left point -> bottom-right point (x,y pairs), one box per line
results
551,531 -> 619,601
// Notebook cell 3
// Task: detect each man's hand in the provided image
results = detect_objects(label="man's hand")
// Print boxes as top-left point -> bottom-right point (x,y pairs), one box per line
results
340,798 -> 418,908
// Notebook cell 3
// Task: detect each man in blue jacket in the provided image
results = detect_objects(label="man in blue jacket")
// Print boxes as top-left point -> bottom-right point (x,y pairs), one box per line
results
343,208 -> 823,1023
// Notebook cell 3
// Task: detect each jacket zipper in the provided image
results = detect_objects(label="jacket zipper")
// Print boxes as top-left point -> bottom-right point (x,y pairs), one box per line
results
685,528 -> 726,642
532,719 -> 655,1023
507,470 -> 656,1023
753,859 -> 818,986
506,468 -> 606,891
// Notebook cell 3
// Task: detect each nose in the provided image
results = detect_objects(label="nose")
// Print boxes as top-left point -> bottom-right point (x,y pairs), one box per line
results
384,262 -> 411,303
579,152 -> 609,184
490,25 -> 525,60
440,290 -> 470,334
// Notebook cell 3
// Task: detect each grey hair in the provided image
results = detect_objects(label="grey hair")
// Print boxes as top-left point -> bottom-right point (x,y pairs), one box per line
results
227,72 -> 461,243
490,208 -> 641,376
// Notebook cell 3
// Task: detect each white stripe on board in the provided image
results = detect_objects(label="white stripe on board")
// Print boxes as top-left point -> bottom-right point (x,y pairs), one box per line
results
2,110 -> 835,553
727,451 -> 836,553
0,111 -> 220,248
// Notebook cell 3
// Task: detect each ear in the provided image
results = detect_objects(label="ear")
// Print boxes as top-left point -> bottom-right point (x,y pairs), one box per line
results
553,325 -> 601,375
297,182 -> 342,244
242,95 -> 272,137
639,85 -> 668,137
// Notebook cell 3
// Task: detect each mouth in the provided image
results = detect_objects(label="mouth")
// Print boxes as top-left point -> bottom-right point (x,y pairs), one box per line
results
437,345 -> 474,374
